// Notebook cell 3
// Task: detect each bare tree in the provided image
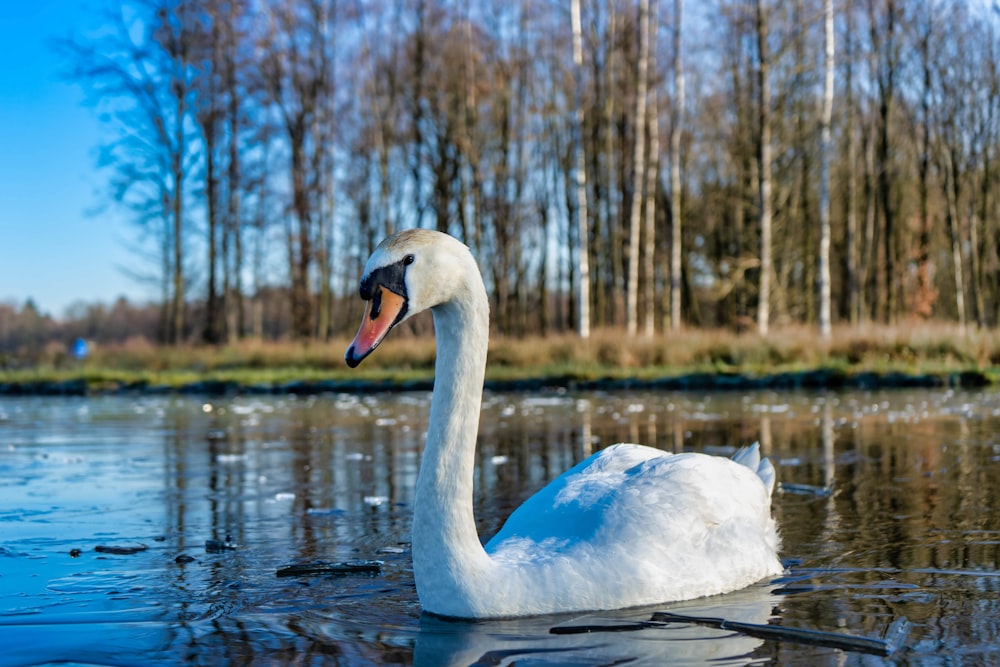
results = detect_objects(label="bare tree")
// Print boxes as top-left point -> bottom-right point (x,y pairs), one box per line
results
259,0 -> 334,339
62,0 -> 199,344
192,3 -> 225,344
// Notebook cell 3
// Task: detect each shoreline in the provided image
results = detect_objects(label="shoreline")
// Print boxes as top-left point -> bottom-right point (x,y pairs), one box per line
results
0,367 -> 992,397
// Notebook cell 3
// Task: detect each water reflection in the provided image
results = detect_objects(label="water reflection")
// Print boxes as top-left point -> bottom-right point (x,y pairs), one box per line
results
413,584 -> 775,667
1,389 -> 1000,664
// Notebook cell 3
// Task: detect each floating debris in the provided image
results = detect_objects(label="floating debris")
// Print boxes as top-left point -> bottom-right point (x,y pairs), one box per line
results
69,548 -> 82,558
95,544 -> 149,556
551,620 -> 660,634
552,612 -> 909,657
306,507 -> 345,516
205,537 -> 238,553
174,554 -> 196,564
375,546 -> 406,555
779,482 -> 834,497
276,560 -> 383,578
650,611 -> 908,657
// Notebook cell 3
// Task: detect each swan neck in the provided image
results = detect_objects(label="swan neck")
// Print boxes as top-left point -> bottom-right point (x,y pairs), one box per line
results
411,287 -> 492,607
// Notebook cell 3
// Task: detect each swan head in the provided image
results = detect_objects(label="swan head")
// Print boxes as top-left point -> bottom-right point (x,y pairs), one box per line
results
345,228 -> 478,368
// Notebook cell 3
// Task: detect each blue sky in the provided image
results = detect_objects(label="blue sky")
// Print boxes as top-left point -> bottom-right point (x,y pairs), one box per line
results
0,1 -> 148,317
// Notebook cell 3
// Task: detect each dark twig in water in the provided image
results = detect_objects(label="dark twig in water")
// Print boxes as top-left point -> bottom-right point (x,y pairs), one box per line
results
551,612 -> 909,657
551,620 -> 665,634
650,612 -> 909,657
276,560 -> 383,577
94,544 -> 148,555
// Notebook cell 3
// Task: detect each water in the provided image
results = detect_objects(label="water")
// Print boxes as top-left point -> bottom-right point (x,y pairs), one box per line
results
1,388 -> 999,665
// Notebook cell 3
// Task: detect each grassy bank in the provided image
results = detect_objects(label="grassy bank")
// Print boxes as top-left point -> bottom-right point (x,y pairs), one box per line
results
1,323 -> 998,392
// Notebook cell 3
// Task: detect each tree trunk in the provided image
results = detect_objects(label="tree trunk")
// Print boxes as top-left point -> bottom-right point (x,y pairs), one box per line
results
669,0 -> 684,332
817,0 -> 834,337
755,0 -> 772,336
626,0 -> 649,336
642,0 -> 661,338
943,151 -> 967,330
844,10 -> 859,325
571,0 -> 590,339
913,13 -> 934,320
204,122 -> 221,344
224,2 -> 242,342
171,91 -> 186,345
872,0 -> 899,323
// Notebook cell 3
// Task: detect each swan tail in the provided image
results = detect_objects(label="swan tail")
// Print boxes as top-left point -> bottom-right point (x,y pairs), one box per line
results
732,442 -> 776,496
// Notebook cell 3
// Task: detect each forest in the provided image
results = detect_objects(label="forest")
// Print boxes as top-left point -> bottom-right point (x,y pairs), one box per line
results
28,0 -> 1000,348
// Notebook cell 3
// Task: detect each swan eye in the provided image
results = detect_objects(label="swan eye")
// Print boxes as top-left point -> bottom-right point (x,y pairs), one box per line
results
403,254 -> 415,266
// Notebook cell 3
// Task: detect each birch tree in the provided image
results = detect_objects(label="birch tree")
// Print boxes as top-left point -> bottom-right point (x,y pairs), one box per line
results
626,0 -> 650,336
756,0 -> 773,335
818,0 -> 834,337
642,0 -> 661,338
571,0 -> 591,339
669,0 -> 683,331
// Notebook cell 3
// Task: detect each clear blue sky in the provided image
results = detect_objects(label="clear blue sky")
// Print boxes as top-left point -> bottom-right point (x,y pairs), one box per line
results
0,1 -> 148,318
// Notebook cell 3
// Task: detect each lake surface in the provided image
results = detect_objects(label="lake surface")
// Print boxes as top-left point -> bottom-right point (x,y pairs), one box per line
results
2,388 -> 999,665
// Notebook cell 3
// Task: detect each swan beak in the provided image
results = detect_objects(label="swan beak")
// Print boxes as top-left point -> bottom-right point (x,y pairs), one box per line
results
345,286 -> 407,368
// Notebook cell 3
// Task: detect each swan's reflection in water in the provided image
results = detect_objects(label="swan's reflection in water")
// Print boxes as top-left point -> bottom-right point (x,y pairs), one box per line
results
413,584 -> 775,666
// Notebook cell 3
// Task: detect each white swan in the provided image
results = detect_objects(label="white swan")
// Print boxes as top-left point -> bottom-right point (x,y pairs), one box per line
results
345,228 -> 782,619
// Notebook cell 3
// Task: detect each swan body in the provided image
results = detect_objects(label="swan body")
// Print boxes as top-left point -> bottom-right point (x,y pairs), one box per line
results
346,228 -> 782,619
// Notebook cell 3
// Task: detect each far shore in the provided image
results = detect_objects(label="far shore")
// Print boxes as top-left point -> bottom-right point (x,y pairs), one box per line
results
1,325 -> 997,396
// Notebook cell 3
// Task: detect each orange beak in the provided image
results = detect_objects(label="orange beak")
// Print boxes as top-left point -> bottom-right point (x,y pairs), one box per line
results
345,286 -> 408,368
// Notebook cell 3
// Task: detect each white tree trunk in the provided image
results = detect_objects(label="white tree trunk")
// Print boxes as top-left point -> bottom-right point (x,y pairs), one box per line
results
669,0 -> 684,331
626,0 -> 650,336
642,0 -> 660,338
756,0 -> 772,336
571,0 -> 590,339
818,0 -> 834,338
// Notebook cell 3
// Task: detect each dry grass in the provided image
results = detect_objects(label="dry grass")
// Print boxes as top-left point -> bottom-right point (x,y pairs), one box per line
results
489,323 -> 996,376
7,323 -> 998,386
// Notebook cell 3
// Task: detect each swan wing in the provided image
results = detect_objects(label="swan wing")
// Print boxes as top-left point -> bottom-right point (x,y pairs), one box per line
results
484,443 -> 781,597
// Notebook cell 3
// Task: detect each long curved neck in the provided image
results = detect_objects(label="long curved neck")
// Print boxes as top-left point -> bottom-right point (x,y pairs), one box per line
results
411,283 -> 492,609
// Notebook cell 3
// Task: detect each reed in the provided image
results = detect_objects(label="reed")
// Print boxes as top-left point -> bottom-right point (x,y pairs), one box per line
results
4,323 -> 997,386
